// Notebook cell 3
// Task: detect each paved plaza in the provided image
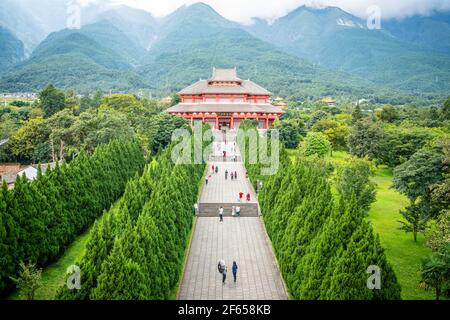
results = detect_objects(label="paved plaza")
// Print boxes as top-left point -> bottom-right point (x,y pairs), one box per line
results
178,130 -> 288,300
178,217 -> 288,300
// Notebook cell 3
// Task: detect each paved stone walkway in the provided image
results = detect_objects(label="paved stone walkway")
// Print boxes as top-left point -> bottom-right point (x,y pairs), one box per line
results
178,218 -> 288,300
178,130 -> 288,300
201,161 -> 257,204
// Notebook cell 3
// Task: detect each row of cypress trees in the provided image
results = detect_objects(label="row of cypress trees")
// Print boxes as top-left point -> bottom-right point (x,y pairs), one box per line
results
258,152 -> 402,299
57,142 -> 206,300
237,121 -> 402,299
0,140 -> 146,296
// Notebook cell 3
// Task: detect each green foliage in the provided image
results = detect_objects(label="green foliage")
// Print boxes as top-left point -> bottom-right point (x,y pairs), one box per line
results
298,132 -> 331,157
312,118 -> 350,150
393,148 -> 444,203
398,204 -> 428,242
442,97 -> 450,120
0,140 -> 145,296
335,158 -> 377,215
419,245 -> 450,300
348,119 -> 383,160
378,125 -> 440,168
256,155 -> 401,300
275,118 -> 306,149
39,84 -> 66,118
9,261 -> 42,300
57,135 -> 206,300
425,210 -> 450,252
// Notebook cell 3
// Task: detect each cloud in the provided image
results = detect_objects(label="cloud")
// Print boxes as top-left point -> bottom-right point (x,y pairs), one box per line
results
93,0 -> 450,24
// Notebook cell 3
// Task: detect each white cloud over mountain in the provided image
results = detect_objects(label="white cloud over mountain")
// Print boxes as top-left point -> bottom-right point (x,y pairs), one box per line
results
111,0 -> 450,24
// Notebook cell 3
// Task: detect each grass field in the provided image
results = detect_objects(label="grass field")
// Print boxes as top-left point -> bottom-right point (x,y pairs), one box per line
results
287,149 -> 433,299
367,166 -> 434,300
9,229 -> 91,300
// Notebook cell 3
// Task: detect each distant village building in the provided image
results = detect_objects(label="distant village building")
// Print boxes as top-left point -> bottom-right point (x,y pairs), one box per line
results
166,68 -> 284,129
161,96 -> 173,105
0,162 -> 58,189
273,97 -> 288,109
321,97 -> 337,106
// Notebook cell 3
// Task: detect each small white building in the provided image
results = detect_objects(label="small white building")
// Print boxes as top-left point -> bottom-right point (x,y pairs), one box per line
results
17,166 -> 38,181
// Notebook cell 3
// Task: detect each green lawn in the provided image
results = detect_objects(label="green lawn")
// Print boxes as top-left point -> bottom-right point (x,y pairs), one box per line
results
9,229 -> 91,300
367,166 -> 434,300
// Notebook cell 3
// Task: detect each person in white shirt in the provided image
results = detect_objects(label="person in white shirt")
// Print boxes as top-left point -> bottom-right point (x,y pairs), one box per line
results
219,206 -> 224,222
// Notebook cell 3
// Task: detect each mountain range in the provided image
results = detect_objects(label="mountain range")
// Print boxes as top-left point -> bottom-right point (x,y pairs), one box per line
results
0,2 -> 449,103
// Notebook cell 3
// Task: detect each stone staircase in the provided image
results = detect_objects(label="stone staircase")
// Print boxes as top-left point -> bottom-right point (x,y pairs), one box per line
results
198,203 -> 260,217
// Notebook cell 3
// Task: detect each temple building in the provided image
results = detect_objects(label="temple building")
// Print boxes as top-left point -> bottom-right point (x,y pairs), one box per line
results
166,68 -> 284,130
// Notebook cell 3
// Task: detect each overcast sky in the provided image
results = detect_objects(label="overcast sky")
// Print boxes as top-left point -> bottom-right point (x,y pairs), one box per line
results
88,0 -> 450,24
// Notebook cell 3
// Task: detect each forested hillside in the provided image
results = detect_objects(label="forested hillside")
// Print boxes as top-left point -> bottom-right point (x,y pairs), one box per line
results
2,2 -> 449,104
0,26 -> 25,73
246,6 -> 450,93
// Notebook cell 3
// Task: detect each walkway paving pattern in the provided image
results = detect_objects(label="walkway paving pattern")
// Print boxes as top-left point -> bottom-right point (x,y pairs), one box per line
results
178,130 -> 288,300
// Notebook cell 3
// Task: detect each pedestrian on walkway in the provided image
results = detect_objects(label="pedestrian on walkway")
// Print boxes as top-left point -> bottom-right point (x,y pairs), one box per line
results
232,205 -> 236,217
194,203 -> 199,216
222,265 -> 227,285
239,192 -> 244,201
218,260 -> 227,285
234,171 -> 237,179
236,205 -> 241,218
231,172 -> 234,181
225,170 -> 228,180
219,206 -> 224,222
205,177 -> 209,186
247,193 -> 251,202
232,261 -> 238,283
212,165 -> 215,173
215,166 -> 219,174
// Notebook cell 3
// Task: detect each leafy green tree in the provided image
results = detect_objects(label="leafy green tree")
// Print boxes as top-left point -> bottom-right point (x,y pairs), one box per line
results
393,148 -> 444,203
312,118 -> 350,151
352,105 -> 364,123
10,261 -> 42,300
441,96 -> 450,121
378,105 -> 399,123
347,119 -> 383,160
298,132 -> 331,157
419,246 -> 450,300
425,210 -> 450,252
276,118 -> 306,149
8,117 -> 50,161
398,204 -> 428,242
39,84 -> 66,117
335,158 -> 376,215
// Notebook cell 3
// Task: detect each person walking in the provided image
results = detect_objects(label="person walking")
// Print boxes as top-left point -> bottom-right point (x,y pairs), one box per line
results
239,192 -> 244,201
231,172 -> 234,181
236,205 -> 241,218
232,205 -> 236,217
232,261 -> 238,283
219,206 -> 224,222
234,171 -> 237,179
215,166 -> 219,174
218,260 -> 227,285
194,203 -> 199,216
212,165 -> 215,174
222,264 -> 227,285
225,170 -> 228,180
246,193 -> 251,202
205,177 -> 209,186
